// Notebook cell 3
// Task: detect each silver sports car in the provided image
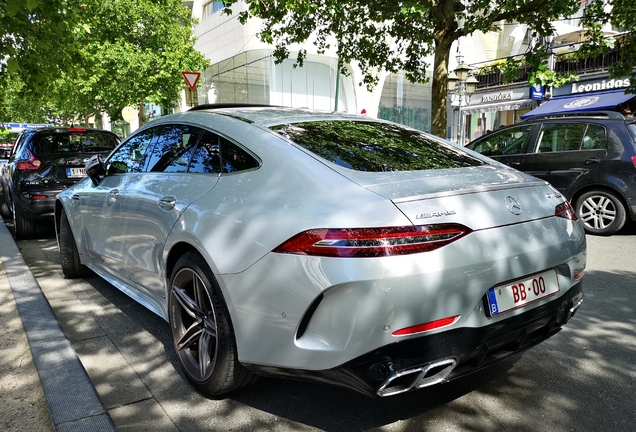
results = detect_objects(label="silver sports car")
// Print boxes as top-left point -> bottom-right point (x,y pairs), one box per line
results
55,106 -> 586,398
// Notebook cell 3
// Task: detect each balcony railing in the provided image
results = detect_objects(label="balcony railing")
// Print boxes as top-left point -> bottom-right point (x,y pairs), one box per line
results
473,48 -> 624,89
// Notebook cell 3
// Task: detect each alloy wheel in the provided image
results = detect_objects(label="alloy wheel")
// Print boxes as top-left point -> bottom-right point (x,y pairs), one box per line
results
170,268 -> 219,383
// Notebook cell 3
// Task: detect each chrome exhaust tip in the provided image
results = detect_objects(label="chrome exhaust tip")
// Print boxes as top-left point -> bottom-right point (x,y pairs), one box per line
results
376,358 -> 457,397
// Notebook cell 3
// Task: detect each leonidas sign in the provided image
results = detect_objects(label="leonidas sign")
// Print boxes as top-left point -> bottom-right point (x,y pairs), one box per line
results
571,78 -> 633,94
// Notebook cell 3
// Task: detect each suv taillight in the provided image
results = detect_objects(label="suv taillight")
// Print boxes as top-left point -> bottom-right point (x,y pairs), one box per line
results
273,224 -> 472,257
632,155 -> 636,168
16,149 -> 42,171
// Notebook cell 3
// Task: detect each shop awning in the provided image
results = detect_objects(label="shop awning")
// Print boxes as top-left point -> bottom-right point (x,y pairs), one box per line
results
520,89 -> 634,119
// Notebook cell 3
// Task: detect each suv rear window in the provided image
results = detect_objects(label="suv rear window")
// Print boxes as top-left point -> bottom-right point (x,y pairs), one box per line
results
32,131 -> 119,155
270,120 -> 484,172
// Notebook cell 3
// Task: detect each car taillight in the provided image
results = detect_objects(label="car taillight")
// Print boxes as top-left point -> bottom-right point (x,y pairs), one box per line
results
555,201 -> 577,220
632,155 -> 636,168
273,224 -> 472,257
16,149 -> 42,171
67,127 -> 87,132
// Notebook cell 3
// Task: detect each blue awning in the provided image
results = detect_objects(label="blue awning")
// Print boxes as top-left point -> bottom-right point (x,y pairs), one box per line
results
520,89 -> 634,120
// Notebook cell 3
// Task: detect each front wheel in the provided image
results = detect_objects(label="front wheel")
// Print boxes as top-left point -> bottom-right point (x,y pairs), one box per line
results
168,251 -> 259,396
576,190 -> 627,236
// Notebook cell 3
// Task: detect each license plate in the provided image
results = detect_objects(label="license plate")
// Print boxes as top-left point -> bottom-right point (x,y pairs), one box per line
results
486,269 -> 560,316
66,167 -> 86,178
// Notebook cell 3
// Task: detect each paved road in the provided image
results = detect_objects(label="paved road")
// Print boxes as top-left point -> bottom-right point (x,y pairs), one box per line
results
13,221 -> 636,431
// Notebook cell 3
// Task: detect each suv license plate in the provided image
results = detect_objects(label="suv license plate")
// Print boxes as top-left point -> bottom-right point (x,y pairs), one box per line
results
486,269 -> 560,316
67,168 -> 86,178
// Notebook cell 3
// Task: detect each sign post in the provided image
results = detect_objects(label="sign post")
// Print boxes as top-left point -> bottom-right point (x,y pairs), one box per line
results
182,72 -> 201,107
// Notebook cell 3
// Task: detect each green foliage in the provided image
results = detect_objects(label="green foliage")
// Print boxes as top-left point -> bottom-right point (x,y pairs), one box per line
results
223,0 -> 587,138
579,0 -> 636,94
1,0 -> 209,124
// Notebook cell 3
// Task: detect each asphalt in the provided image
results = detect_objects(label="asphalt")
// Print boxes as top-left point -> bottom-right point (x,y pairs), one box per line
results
0,220 -> 116,432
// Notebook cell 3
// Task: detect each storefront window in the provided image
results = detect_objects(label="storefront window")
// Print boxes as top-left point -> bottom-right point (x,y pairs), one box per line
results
200,50 -> 355,113
378,72 -> 432,132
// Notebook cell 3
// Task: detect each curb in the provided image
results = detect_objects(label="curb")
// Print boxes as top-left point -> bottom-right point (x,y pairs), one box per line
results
0,221 -> 116,432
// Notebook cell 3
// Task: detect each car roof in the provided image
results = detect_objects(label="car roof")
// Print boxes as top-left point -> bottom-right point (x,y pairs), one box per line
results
520,110 -> 628,123
184,105 -> 383,127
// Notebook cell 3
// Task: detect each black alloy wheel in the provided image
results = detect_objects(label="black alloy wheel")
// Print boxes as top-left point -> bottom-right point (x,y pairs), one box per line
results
576,190 -> 627,236
168,252 -> 259,395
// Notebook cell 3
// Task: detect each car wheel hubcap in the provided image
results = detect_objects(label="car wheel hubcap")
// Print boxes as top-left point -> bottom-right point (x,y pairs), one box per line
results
579,195 -> 616,230
170,268 -> 218,382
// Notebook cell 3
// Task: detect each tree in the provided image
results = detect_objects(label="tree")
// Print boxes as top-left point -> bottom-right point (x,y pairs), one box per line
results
223,0 -> 583,137
0,0 -> 88,94
579,0 -> 636,93
1,0 -> 209,126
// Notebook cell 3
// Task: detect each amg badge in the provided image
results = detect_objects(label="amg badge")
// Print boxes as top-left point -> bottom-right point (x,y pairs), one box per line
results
415,210 -> 457,220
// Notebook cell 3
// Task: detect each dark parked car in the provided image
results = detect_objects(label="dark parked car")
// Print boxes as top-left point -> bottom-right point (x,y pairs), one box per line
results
0,127 -> 120,238
467,111 -> 636,235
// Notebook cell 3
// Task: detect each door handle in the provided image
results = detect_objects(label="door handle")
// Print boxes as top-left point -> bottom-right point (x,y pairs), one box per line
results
585,158 -> 601,164
507,161 -> 521,167
107,189 -> 119,203
158,196 -> 176,211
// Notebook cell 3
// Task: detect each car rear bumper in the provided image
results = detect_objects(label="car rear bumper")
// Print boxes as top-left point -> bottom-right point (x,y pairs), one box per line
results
245,281 -> 584,397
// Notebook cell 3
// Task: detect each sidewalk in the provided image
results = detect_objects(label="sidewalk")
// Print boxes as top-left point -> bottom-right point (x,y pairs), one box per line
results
0,221 -> 116,432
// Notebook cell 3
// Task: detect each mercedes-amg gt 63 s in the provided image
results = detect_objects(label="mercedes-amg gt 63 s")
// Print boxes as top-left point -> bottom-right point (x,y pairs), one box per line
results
56,106 -> 585,398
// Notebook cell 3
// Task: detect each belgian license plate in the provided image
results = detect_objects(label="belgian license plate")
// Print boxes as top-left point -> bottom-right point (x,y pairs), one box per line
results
486,269 -> 560,316
66,167 -> 86,178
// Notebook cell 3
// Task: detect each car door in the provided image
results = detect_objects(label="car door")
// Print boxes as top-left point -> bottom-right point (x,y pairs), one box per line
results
517,122 -> 607,197
120,125 -> 223,297
469,124 -> 534,169
79,127 -> 161,274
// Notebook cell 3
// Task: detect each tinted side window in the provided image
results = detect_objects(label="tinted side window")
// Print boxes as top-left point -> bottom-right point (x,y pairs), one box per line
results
188,132 -> 222,173
535,123 -> 586,153
146,125 -> 203,173
471,125 -> 532,156
220,137 -> 259,173
582,125 -> 606,149
188,132 -> 259,174
107,127 -> 161,174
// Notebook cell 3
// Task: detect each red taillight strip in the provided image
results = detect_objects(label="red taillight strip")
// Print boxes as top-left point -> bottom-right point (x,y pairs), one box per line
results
632,155 -> 636,168
67,127 -> 87,132
392,316 -> 460,336
555,201 -> 577,221
273,223 -> 472,257
16,149 -> 42,171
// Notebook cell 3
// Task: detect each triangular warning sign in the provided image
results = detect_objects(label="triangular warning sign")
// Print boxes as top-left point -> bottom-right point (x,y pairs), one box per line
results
182,72 -> 201,91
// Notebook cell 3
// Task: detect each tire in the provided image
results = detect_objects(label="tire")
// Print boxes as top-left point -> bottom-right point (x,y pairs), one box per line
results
576,190 -> 627,236
0,186 -> 11,219
12,200 -> 36,239
59,210 -> 89,278
168,251 -> 259,396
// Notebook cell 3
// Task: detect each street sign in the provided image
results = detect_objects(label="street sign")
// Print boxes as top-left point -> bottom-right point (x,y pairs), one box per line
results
181,72 -> 201,91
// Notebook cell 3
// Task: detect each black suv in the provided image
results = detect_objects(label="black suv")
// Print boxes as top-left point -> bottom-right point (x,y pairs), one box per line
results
0,127 -> 120,238
467,111 -> 636,235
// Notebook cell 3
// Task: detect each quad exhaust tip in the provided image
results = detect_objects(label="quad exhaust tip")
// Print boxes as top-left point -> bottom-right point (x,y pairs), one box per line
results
376,358 -> 457,397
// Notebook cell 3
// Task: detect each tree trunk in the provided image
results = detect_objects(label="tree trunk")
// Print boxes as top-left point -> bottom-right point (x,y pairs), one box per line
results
138,100 -> 146,127
430,0 -> 461,139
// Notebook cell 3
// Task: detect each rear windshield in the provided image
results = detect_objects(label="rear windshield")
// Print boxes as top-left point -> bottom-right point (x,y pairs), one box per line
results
270,120 -> 484,172
32,131 -> 119,155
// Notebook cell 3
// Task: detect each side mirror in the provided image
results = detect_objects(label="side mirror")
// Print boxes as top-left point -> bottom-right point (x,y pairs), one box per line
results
85,154 -> 106,186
